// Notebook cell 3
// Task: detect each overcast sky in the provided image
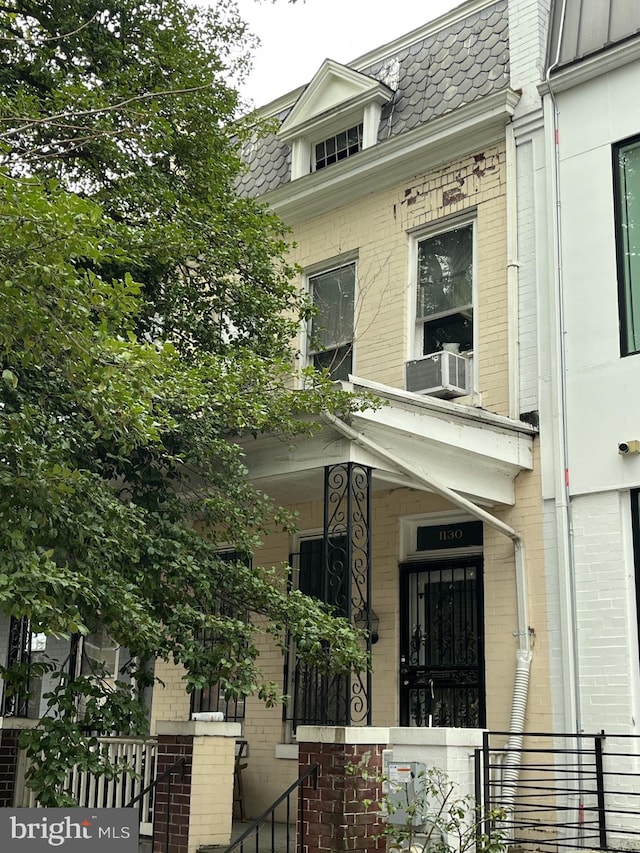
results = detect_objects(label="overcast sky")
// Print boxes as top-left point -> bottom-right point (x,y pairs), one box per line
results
232,0 -> 466,107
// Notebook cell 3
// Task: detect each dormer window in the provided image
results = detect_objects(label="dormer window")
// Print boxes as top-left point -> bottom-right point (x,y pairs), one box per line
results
315,124 -> 363,171
278,59 -> 394,181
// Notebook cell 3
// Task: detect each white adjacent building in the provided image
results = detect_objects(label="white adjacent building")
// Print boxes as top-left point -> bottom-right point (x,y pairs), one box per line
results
533,0 -> 640,738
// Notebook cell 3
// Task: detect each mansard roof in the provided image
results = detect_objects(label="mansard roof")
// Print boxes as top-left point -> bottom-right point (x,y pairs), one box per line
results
236,0 -> 509,199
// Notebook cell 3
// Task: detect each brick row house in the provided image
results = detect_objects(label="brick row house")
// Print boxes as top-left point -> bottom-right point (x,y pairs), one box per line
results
214,0 -> 555,819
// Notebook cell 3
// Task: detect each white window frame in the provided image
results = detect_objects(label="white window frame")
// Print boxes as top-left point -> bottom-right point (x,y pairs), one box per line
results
407,216 -> 477,389
304,254 -> 358,381
312,122 -> 364,172
288,100 -> 385,180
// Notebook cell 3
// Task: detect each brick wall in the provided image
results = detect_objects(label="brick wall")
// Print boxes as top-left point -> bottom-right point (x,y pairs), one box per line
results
290,142 -> 510,416
153,734 -> 193,853
0,728 -> 20,807
509,0 -> 551,115
153,722 -> 240,853
298,739 -> 385,853
572,491 -> 636,732
150,657 -> 190,733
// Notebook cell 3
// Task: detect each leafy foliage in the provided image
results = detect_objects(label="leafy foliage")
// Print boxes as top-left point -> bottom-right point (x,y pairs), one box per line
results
348,755 -> 508,853
0,0 -> 367,803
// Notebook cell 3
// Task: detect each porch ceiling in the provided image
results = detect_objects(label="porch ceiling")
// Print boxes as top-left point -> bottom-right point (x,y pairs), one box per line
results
238,379 -> 536,508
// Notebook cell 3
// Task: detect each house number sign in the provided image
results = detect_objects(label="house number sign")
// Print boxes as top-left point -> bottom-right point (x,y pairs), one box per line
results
417,521 -> 483,551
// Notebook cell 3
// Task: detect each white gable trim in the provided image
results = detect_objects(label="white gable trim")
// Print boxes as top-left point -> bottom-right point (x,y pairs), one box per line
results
279,59 -> 394,142
279,59 -> 393,180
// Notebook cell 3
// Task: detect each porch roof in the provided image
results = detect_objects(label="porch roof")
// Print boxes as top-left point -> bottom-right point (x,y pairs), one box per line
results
238,378 -> 536,508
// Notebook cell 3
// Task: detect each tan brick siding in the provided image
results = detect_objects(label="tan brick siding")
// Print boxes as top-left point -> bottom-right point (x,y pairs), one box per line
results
291,144 -> 509,414
233,458 -> 551,818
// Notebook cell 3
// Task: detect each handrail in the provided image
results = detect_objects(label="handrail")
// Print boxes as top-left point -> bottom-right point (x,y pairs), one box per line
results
127,756 -> 186,853
224,763 -> 319,853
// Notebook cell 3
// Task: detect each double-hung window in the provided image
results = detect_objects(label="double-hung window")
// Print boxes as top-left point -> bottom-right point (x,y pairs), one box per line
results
308,261 -> 355,381
415,222 -> 474,357
614,136 -> 640,356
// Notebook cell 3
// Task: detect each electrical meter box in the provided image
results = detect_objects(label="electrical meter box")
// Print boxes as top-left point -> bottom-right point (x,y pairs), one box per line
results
386,761 -> 428,827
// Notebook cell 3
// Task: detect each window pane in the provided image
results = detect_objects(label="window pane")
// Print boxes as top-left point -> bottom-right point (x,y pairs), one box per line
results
618,140 -> 640,354
424,312 -> 473,354
417,225 -> 473,318
82,628 -> 119,677
313,344 -> 352,381
310,264 -> 355,351
314,124 -> 363,171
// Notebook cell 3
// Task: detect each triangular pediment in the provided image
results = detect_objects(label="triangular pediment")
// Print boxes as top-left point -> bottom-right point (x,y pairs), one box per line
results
279,59 -> 394,141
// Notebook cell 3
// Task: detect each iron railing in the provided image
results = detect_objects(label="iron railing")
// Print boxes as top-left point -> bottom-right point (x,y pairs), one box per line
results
479,730 -> 640,852
284,463 -> 373,731
224,763 -> 318,853
2,616 -> 34,717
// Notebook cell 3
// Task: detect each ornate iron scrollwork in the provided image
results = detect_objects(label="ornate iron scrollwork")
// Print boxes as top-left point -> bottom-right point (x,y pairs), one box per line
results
324,462 -> 372,726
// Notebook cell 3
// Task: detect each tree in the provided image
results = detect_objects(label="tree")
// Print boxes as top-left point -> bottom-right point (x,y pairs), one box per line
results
0,0 -> 367,804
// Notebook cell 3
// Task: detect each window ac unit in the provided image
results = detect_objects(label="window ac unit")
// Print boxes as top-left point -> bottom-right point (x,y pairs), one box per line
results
405,351 -> 470,398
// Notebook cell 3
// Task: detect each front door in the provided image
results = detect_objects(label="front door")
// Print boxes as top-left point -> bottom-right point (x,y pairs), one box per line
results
400,557 -> 485,727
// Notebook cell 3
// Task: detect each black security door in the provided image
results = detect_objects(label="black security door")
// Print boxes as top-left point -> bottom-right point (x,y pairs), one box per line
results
400,558 -> 485,727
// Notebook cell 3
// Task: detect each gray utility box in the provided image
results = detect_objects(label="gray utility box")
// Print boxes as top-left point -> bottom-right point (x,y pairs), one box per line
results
386,761 -> 428,827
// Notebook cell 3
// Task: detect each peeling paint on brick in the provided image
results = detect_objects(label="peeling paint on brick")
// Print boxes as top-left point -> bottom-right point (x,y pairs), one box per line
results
443,188 -> 467,206
402,187 -> 421,206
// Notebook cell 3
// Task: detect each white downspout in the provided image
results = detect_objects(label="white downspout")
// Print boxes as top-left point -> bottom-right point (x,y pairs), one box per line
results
545,0 -> 581,743
322,411 -> 533,794
506,121 -> 521,421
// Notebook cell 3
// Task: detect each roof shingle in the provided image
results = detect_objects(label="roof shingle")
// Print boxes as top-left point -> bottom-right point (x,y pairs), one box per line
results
237,0 -> 509,199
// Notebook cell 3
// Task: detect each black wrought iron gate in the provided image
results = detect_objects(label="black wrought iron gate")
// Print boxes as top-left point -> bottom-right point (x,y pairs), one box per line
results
399,557 -> 485,728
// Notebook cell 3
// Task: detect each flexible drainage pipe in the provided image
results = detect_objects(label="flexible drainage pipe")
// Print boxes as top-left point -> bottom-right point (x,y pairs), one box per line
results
322,410 -> 532,807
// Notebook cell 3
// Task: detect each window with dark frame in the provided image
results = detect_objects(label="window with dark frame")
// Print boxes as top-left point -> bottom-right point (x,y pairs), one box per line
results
314,124 -> 363,171
189,550 -> 250,724
614,136 -> 640,356
416,223 -> 474,356
286,537 -> 350,730
308,261 -> 355,381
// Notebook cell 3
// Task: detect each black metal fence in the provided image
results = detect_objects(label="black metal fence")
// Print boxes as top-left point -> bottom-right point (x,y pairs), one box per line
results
224,763 -> 318,853
479,730 -> 640,852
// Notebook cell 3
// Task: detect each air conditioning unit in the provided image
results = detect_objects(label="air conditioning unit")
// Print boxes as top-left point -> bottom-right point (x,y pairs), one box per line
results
405,351 -> 471,398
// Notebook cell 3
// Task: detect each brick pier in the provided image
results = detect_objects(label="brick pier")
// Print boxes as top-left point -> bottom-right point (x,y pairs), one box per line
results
297,727 -> 389,853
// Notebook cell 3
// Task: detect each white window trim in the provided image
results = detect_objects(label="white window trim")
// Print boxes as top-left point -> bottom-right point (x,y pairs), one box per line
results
289,103 -> 382,180
399,511 -> 481,562
407,215 -> 478,392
